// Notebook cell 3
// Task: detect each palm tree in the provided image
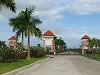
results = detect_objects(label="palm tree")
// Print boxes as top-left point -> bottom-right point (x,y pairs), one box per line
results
9,13 -> 27,46
89,38 -> 100,54
95,39 -> 100,53
92,38 -> 98,54
9,7 -> 42,59
23,8 -> 42,59
97,39 -> 100,50
54,37 -> 66,52
0,0 -> 16,12
88,38 -> 98,54
88,39 -> 93,54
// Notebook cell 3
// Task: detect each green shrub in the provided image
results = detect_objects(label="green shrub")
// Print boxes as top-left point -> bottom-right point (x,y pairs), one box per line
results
30,46 -> 46,58
57,48 -> 61,53
0,41 -> 7,48
0,47 -> 18,62
16,47 -> 27,59
0,46 -> 27,63
45,47 -> 50,55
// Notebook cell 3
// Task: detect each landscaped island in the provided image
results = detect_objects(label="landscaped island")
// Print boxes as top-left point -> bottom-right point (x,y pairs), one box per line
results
0,40 -> 47,74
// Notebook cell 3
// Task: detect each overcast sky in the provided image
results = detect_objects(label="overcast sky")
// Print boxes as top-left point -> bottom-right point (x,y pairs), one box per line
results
1,0 -> 100,48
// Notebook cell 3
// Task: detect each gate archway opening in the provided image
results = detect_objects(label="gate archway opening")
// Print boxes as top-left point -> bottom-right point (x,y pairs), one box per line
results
57,48 -> 81,55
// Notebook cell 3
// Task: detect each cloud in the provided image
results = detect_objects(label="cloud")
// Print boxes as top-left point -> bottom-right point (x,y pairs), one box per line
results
65,0 -> 100,15
1,0 -> 100,21
1,0 -> 100,48
1,0 -> 100,23
26,0 -> 66,20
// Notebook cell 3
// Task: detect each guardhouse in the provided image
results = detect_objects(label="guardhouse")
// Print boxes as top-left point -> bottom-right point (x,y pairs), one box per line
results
43,30 -> 55,54
8,36 -> 17,48
81,35 -> 90,55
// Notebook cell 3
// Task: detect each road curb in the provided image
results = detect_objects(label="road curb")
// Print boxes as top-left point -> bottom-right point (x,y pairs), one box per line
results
2,57 -> 50,75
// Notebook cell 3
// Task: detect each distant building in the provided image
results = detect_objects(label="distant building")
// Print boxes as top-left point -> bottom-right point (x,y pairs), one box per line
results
43,30 -> 55,54
8,36 -> 17,48
81,35 -> 90,55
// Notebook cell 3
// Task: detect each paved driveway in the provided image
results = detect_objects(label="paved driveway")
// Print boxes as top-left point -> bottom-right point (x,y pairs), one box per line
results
16,55 -> 100,75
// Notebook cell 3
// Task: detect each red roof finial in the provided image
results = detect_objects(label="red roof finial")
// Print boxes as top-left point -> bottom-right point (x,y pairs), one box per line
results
81,35 -> 90,40
8,36 -> 16,40
43,30 -> 55,36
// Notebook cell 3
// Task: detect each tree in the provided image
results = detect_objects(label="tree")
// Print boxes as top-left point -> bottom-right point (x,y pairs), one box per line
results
88,38 -> 99,54
0,40 -> 7,48
88,39 -> 93,54
0,0 -> 16,12
97,39 -> 100,49
23,7 -> 42,59
9,14 -> 27,46
9,6 -> 42,59
94,39 -> 100,53
54,37 -> 66,52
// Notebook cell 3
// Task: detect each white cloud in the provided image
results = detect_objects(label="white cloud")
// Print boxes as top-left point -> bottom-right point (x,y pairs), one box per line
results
1,0 -> 100,23
1,0 -> 100,48
26,0 -> 66,20
65,0 -> 100,15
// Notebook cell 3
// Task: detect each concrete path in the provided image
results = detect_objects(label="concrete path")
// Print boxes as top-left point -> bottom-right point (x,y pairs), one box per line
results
16,55 -> 100,75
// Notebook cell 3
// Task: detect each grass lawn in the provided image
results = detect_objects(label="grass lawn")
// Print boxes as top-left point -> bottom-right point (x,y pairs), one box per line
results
84,54 -> 100,61
0,56 -> 47,75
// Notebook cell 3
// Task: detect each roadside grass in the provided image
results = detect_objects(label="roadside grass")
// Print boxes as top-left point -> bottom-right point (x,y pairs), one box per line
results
84,54 -> 100,61
0,56 -> 47,75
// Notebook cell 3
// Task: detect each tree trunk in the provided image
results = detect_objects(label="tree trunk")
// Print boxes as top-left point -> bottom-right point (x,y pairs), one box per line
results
27,34 -> 30,59
92,48 -> 94,54
22,32 -> 24,46
89,46 -> 91,52
96,45 -> 98,53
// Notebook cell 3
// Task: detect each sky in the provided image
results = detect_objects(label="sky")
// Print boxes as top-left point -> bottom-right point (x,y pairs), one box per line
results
0,0 -> 100,48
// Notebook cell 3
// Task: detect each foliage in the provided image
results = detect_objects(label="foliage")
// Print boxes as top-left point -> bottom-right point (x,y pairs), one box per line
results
30,46 -> 46,58
0,46 -> 27,63
88,38 -> 100,54
16,47 -> 27,59
54,37 -> 66,52
9,6 -> 42,45
0,48 -> 18,62
84,54 -> 100,61
0,41 -> 7,48
0,0 -> 16,12
89,38 -> 100,48
9,6 -> 43,59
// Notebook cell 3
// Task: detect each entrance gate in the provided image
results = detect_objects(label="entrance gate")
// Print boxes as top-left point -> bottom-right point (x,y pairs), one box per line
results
57,49 -> 81,55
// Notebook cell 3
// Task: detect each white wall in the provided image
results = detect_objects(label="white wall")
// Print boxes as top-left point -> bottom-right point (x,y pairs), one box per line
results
82,39 -> 89,49
43,36 -> 54,46
43,37 -> 53,46
43,36 -> 55,53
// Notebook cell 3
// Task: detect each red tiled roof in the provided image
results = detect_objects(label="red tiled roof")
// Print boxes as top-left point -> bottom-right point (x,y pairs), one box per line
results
43,30 -> 55,36
81,35 -> 90,40
8,36 -> 16,40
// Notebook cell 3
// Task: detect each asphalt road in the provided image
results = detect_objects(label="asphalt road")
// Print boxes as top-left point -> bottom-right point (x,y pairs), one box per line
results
16,55 -> 100,75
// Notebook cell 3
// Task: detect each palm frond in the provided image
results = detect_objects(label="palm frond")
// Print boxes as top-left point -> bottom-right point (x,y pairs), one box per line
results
0,0 -> 16,12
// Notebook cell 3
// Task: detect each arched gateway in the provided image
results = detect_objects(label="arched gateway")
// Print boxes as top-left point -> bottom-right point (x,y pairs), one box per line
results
42,31 -> 90,55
